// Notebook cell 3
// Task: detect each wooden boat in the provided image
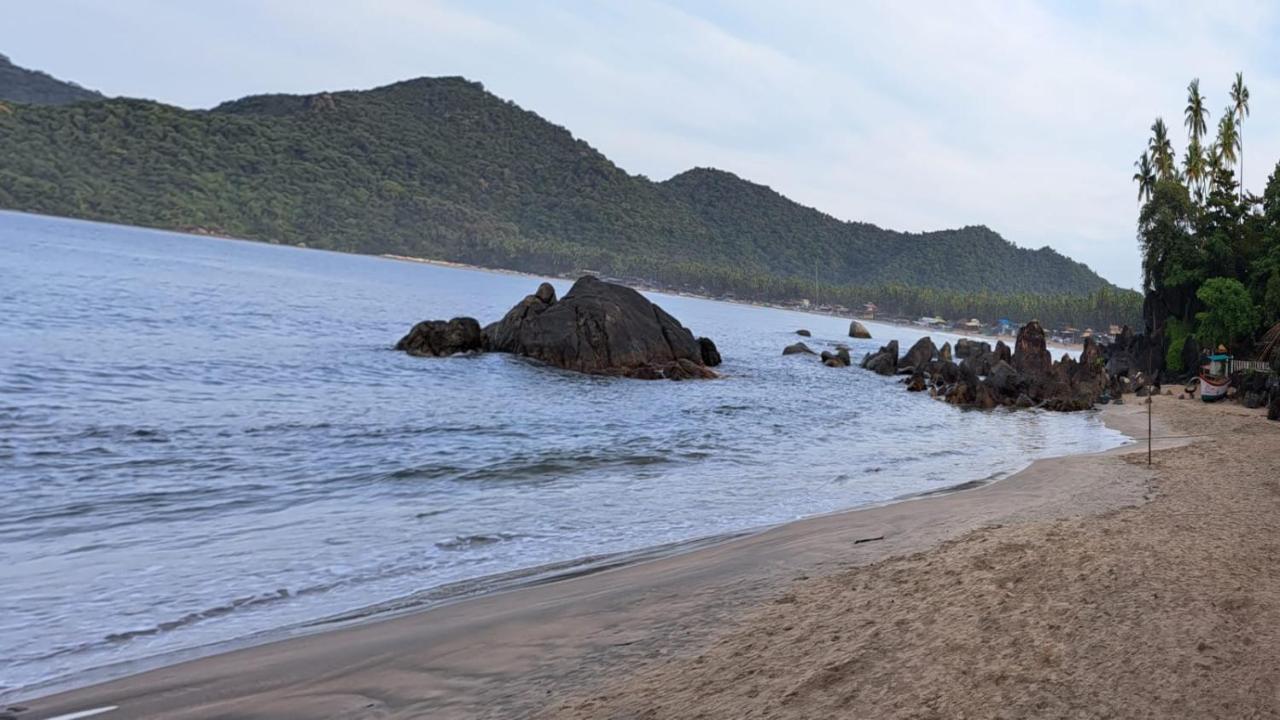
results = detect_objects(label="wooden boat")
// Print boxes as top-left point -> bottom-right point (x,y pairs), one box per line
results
1200,354 -> 1231,402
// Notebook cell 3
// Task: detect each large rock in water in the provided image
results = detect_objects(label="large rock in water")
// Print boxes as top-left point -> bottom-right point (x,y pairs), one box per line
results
902,337 -> 937,372
481,276 -> 715,379
395,317 -> 484,356
860,340 -> 899,375
849,321 -> 872,339
697,337 -> 722,367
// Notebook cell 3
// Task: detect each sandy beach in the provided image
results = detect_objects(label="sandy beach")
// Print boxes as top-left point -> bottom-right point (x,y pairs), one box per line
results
17,397 -> 1279,719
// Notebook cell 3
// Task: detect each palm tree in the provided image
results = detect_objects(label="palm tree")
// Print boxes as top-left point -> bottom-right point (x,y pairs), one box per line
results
1149,117 -> 1176,180
1133,151 -> 1156,203
1217,108 -> 1239,170
1183,137 -> 1205,203
1184,78 -> 1209,146
1231,72 -> 1250,202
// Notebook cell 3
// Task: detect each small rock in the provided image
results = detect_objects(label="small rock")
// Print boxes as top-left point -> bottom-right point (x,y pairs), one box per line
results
783,342 -> 815,356
796,329 -> 812,337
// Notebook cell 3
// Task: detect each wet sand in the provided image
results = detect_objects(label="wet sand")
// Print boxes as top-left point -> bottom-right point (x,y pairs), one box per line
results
20,399 -> 1242,720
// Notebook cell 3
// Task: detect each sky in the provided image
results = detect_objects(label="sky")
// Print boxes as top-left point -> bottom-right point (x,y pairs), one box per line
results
8,1 -> 1280,290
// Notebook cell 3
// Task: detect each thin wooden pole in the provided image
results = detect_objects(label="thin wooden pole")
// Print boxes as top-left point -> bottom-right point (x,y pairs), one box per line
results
1152,335 -> 1162,458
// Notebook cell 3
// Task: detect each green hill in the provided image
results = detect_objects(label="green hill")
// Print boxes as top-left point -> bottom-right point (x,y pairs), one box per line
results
0,53 -> 103,106
0,68 -> 1136,324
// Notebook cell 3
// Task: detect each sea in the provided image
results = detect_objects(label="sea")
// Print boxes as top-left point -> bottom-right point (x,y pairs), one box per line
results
0,211 -> 1130,699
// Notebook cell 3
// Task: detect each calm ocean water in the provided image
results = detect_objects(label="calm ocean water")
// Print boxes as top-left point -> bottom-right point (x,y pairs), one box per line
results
0,211 -> 1129,697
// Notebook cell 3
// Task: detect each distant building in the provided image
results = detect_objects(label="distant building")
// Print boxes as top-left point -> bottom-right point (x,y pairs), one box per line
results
862,302 -> 878,318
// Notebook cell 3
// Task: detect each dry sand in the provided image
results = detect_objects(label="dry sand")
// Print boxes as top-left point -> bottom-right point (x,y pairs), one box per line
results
18,398 -> 1276,719
549,397 -> 1280,720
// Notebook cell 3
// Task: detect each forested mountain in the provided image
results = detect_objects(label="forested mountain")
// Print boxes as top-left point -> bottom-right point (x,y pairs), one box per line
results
0,53 -> 103,105
0,67 -> 1134,325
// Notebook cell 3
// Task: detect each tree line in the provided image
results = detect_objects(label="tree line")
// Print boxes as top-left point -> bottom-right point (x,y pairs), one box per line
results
1133,72 -> 1280,369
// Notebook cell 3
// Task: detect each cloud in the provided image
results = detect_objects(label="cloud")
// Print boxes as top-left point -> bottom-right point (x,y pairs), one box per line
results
6,0 -> 1280,288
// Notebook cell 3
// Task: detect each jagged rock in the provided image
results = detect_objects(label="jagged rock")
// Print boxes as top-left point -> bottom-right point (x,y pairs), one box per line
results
932,360 -> 961,385
860,340 -> 899,376
395,317 -> 484,357
483,283 -> 558,352
478,276 -> 715,379
783,342 -> 815,355
955,338 -> 991,361
939,342 -> 952,363
849,321 -> 872,339
906,371 -> 927,392
994,340 -> 1012,364
820,349 -> 851,368
796,329 -> 811,337
697,337 -> 722,367
902,337 -> 938,372
986,360 -> 1022,397
1012,321 -> 1052,378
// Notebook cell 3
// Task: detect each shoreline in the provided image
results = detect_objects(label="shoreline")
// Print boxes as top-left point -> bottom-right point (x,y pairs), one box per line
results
18,402 -> 1176,719
5,427 -> 1110,706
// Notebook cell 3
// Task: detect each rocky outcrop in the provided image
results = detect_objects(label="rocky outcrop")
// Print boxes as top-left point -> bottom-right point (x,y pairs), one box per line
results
902,337 -> 938,373
856,325 -> 1114,413
697,337 -> 722,367
849,321 -> 872,339
400,277 -> 718,380
994,340 -> 1012,364
783,342 -> 815,355
860,340 -> 899,376
954,338 -> 990,361
395,317 -> 484,356
1012,321 -> 1053,378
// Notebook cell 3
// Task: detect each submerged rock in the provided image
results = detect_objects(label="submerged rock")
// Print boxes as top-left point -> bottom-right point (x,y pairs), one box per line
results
395,317 -> 484,357
796,329 -> 812,337
783,342 -> 815,355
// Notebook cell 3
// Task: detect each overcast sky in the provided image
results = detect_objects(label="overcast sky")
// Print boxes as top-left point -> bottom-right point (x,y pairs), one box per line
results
9,1 -> 1280,289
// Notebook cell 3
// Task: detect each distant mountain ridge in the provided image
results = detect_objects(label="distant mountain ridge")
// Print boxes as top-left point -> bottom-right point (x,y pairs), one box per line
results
0,64 -> 1117,299
0,53 -> 103,105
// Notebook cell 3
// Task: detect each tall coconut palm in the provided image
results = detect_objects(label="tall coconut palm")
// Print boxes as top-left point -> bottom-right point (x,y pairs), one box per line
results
1184,78 -> 1209,146
1149,117 -> 1176,180
1217,107 -> 1239,170
1183,136 -> 1206,203
1231,72 -> 1250,202
1133,151 -> 1156,203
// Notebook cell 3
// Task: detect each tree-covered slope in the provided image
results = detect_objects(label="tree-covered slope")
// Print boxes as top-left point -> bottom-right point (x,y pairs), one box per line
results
0,53 -> 103,106
0,72 -> 1116,297
661,168 -> 1108,293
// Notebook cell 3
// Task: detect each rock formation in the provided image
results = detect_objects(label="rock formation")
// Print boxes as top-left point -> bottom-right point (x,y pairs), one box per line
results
860,340 -> 899,376
395,317 -> 484,356
849,321 -> 872,339
399,277 -> 718,380
783,342 -> 815,355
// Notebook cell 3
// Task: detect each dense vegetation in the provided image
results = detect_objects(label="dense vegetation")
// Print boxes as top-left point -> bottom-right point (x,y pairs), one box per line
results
0,65 -> 1137,328
1133,72 -> 1280,363
0,53 -> 102,106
